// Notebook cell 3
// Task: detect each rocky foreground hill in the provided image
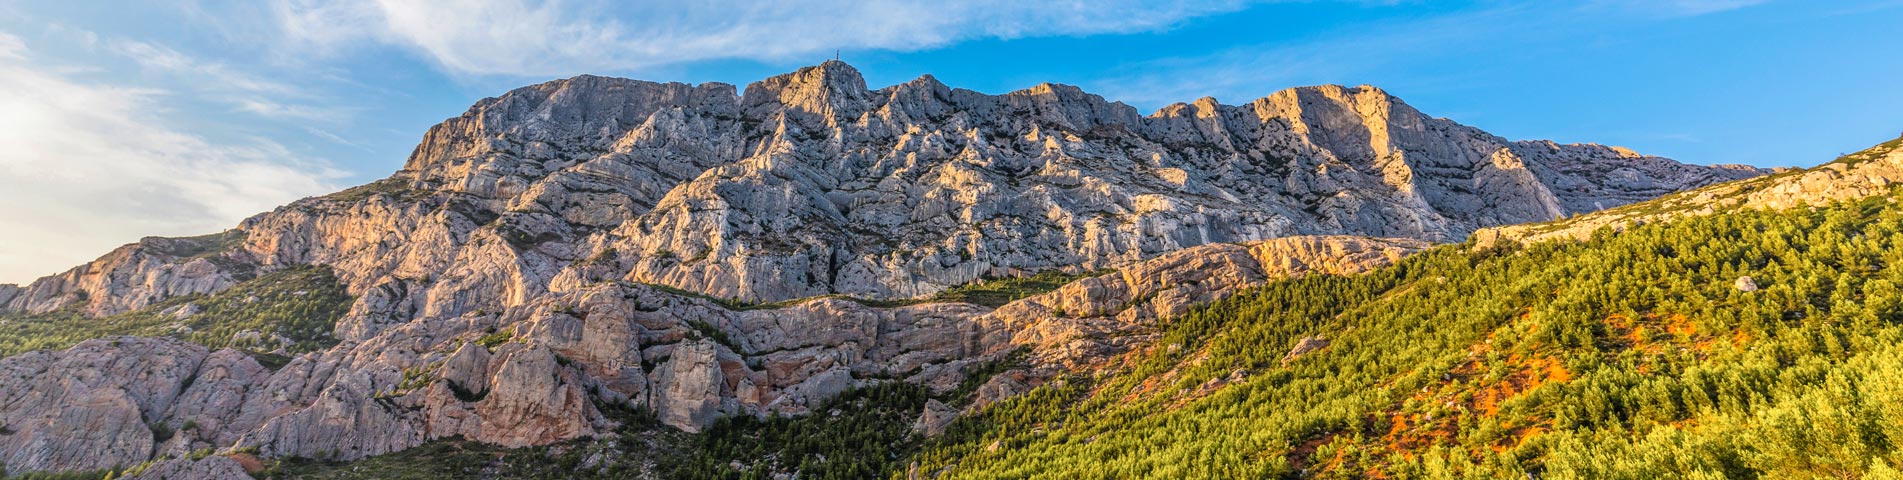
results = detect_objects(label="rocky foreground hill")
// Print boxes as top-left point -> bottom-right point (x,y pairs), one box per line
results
0,62 -> 1768,477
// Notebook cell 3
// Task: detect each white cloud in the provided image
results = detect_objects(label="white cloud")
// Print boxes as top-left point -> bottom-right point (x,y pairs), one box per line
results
114,40 -> 300,95
272,0 -> 1256,76
0,33 -> 346,284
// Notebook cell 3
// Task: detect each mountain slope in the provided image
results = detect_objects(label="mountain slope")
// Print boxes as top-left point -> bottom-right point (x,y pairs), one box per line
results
909,135 -> 1903,479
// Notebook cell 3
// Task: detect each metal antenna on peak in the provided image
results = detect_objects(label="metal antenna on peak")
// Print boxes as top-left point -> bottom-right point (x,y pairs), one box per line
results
834,50 -> 840,62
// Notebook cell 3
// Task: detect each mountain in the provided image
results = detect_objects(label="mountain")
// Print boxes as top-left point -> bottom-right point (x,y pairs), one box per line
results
0,62 -> 1770,477
0,61 -> 1759,319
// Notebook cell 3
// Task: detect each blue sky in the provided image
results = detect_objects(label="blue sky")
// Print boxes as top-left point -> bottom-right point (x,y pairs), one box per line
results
0,0 -> 1898,283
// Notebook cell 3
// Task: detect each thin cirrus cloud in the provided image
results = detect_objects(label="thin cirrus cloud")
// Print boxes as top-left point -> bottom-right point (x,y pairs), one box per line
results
0,33 -> 346,284
111,39 -> 358,123
272,0 -> 1258,76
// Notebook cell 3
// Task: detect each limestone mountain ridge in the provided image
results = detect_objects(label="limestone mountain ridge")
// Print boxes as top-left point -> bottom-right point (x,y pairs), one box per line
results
0,61 -> 1771,476
1,60 -> 1760,317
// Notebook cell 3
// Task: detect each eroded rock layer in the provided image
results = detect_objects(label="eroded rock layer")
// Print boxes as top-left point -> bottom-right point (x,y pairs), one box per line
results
0,234 -> 1420,472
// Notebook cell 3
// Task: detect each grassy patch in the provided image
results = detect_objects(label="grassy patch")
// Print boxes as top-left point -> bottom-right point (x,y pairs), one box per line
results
928,270 -> 1112,308
684,319 -> 739,352
0,265 -> 354,358
474,329 -> 515,350
322,178 -> 427,203
146,230 -> 249,259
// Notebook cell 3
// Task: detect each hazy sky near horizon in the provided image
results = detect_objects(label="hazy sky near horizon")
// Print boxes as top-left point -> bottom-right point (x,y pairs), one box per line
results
0,0 -> 1897,284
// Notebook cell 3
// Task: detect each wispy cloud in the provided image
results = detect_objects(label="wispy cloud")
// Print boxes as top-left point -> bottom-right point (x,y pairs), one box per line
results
0,33 -> 347,284
234,97 -> 357,122
270,0 -> 1259,76
111,39 -> 355,122
114,40 -> 301,95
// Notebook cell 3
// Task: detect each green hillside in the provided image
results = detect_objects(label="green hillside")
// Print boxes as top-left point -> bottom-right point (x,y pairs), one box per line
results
909,187 -> 1903,478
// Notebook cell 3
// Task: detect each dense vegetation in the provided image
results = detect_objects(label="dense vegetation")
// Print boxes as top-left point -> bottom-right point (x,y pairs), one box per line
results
907,188 -> 1903,479
927,270 -> 1112,308
262,383 -> 936,479
0,265 -> 353,358
660,383 -> 930,479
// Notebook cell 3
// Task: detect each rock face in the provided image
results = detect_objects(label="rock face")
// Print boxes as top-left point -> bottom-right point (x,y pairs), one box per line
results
967,235 -> 1426,376
1,61 -> 1756,317
2,232 -> 252,317
0,234 -> 1413,471
0,62 -> 1769,474
0,337 -> 224,472
1474,136 -> 1903,248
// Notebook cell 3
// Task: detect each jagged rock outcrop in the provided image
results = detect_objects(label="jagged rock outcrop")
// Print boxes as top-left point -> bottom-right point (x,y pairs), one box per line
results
966,235 -> 1426,378
1282,336 -> 1330,366
601,70 -> 1758,303
2,61 -> 1757,319
912,399 -> 958,436
2,232 -> 252,317
0,234 -> 1414,471
1474,136 -> 1902,247
0,62 -> 1772,474
0,279 -> 980,466
649,339 -> 728,432
0,337 -> 216,472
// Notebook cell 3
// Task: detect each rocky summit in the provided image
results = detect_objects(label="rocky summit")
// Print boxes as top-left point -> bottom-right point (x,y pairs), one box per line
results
0,62 -> 1767,476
